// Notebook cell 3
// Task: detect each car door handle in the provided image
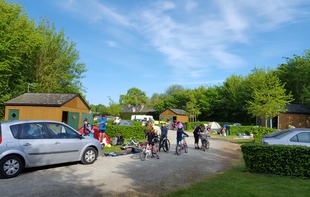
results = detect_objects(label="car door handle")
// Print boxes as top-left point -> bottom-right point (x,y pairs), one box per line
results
55,142 -> 61,145
23,143 -> 31,146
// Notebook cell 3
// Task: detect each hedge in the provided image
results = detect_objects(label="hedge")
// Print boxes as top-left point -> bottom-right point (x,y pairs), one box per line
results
241,143 -> 310,178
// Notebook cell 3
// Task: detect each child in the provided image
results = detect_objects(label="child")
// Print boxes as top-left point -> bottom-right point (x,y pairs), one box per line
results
176,122 -> 189,147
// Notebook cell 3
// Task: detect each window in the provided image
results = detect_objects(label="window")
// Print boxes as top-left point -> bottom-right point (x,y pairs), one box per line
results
11,123 -> 46,139
290,132 -> 310,143
47,123 -> 80,139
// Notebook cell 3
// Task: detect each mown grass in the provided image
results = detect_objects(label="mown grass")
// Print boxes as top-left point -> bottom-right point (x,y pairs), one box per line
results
164,160 -> 310,197
164,134 -> 309,197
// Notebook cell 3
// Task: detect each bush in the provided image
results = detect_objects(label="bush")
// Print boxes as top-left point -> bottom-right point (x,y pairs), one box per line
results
106,125 -> 146,140
241,143 -> 310,178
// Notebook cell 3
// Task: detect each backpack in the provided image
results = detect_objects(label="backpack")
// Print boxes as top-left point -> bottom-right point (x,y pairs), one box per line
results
117,135 -> 124,145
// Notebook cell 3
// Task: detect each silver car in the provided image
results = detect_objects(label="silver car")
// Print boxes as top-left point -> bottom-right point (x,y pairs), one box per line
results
262,128 -> 310,147
0,120 -> 102,178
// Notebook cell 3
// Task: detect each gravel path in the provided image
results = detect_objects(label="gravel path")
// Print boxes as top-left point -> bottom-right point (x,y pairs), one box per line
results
0,131 -> 241,197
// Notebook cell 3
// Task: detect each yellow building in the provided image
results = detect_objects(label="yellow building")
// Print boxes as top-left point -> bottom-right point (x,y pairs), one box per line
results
4,93 -> 92,130
159,108 -> 189,124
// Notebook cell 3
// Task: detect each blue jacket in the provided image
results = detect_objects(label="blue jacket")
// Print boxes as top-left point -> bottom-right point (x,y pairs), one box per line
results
98,117 -> 107,131
177,128 -> 188,140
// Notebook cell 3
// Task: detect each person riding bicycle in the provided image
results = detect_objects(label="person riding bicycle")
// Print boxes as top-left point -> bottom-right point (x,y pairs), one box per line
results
176,122 -> 189,147
146,126 -> 160,159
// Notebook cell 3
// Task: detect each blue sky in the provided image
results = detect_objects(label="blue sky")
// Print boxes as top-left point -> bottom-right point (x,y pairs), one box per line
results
9,0 -> 310,106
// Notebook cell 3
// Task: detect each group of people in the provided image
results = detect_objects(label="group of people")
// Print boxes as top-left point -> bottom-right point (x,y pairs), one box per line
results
83,115 -> 208,153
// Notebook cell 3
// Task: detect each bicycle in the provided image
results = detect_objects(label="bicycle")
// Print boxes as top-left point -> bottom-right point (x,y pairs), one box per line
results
159,136 -> 170,152
200,133 -> 210,151
121,137 -> 141,149
175,136 -> 188,155
139,141 -> 158,161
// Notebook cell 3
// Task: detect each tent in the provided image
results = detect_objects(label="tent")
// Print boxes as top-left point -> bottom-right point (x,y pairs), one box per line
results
208,121 -> 222,133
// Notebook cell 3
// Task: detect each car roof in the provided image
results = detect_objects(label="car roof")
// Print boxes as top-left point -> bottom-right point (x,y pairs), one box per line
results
263,128 -> 310,138
0,120 -> 62,125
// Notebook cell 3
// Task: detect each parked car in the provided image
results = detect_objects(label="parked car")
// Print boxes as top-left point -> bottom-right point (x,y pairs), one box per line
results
262,128 -> 310,147
0,120 -> 102,178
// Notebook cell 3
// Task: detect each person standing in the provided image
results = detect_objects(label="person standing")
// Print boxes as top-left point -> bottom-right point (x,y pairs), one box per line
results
83,118 -> 91,136
146,126 -> 160,159
98,115 -> 107,143
193,124 -> 204,149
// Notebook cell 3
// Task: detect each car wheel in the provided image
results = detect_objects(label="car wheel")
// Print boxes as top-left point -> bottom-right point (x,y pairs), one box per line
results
81,147 -> 98,164
0,155 -> 23,178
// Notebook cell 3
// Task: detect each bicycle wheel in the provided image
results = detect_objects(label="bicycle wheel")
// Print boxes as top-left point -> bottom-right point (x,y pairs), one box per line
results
158,141 -> 162,152
202,140 -> 206,152
206,140 -> 210,149
140,147 -> 147,161
184,143 -> 188,153
163,139 -> 170,152
176,144 -> 182,155
155,142 -> 159,152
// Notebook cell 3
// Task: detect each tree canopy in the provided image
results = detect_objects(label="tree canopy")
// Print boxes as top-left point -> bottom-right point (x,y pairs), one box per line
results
0,0 -> 87,117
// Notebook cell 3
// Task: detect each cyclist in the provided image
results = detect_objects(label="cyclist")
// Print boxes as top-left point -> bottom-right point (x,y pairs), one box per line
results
176,122 -> 189,147
146,126 -> 160,159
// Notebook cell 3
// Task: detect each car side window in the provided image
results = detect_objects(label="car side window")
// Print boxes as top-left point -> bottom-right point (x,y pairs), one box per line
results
47,123 -> 80,139
11,123 -> 46,139
290,132 -> 310,143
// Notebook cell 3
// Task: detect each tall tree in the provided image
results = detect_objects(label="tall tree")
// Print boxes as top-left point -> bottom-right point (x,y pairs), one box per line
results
119,87 -> 147,106
275,50 -> 310,105
0,0 -> 37,117
245,68 -> 293,128
106,97 -> 121,117
165,84 -> 185,97
0,0 -> 87,118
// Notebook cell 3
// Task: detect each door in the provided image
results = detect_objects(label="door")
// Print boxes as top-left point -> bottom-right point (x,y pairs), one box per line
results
8,109 -> 19,120
17,123 -> 53,165
46,122 -> 83,163
67,112 -> 80,130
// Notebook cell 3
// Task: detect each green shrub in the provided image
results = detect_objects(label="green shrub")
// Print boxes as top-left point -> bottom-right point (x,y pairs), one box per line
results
106,125 -> 146,140
241,143 -> 310,178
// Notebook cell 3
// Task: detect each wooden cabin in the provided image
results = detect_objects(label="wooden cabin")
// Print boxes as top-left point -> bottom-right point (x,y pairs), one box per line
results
4,93 -> 92,130
159,108 -> 189,124
257,104 -> 310,129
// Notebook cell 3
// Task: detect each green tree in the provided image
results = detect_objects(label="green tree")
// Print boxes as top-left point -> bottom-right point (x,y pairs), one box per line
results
119,87 -> 147,106
275,50 -> 310,105
0,0 -> 37,117
31,19 -> 86,94
0,0 -> 87,118
245,68 -> 293,128
165,84 -> 185,96
106,97 -> 121,117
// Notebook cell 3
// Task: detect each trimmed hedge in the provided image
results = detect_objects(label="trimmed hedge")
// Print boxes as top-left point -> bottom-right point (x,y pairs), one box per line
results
105,125 -> 147,140
241,143 -> 310,178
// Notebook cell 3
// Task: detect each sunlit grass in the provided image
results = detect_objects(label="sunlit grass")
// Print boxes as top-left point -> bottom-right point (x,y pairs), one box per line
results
164,161 -> 310,197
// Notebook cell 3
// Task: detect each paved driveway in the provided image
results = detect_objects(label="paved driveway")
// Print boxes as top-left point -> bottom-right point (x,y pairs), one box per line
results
0,131 -> 241,197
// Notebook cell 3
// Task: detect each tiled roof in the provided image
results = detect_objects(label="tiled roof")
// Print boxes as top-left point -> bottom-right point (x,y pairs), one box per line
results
169,108 -> 187,115
285,104 -> 310,114
5,93 -> 90,109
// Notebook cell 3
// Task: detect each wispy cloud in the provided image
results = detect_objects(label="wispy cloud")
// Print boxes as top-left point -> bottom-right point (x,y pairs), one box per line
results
57,0 -> 309,79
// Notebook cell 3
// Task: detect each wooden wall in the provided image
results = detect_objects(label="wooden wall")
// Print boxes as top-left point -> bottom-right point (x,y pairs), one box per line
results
278,113 -> 310,129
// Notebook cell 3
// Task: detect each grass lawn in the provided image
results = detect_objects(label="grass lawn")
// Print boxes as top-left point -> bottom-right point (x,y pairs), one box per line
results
164,134 -> 310,197
164,160 -> 310,197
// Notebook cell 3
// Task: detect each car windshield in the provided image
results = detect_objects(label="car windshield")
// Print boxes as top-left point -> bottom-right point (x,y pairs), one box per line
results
274,130 -> 293,139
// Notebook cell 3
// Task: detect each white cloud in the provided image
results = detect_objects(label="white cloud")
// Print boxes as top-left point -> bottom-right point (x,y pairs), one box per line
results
57,0 -> 309,79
